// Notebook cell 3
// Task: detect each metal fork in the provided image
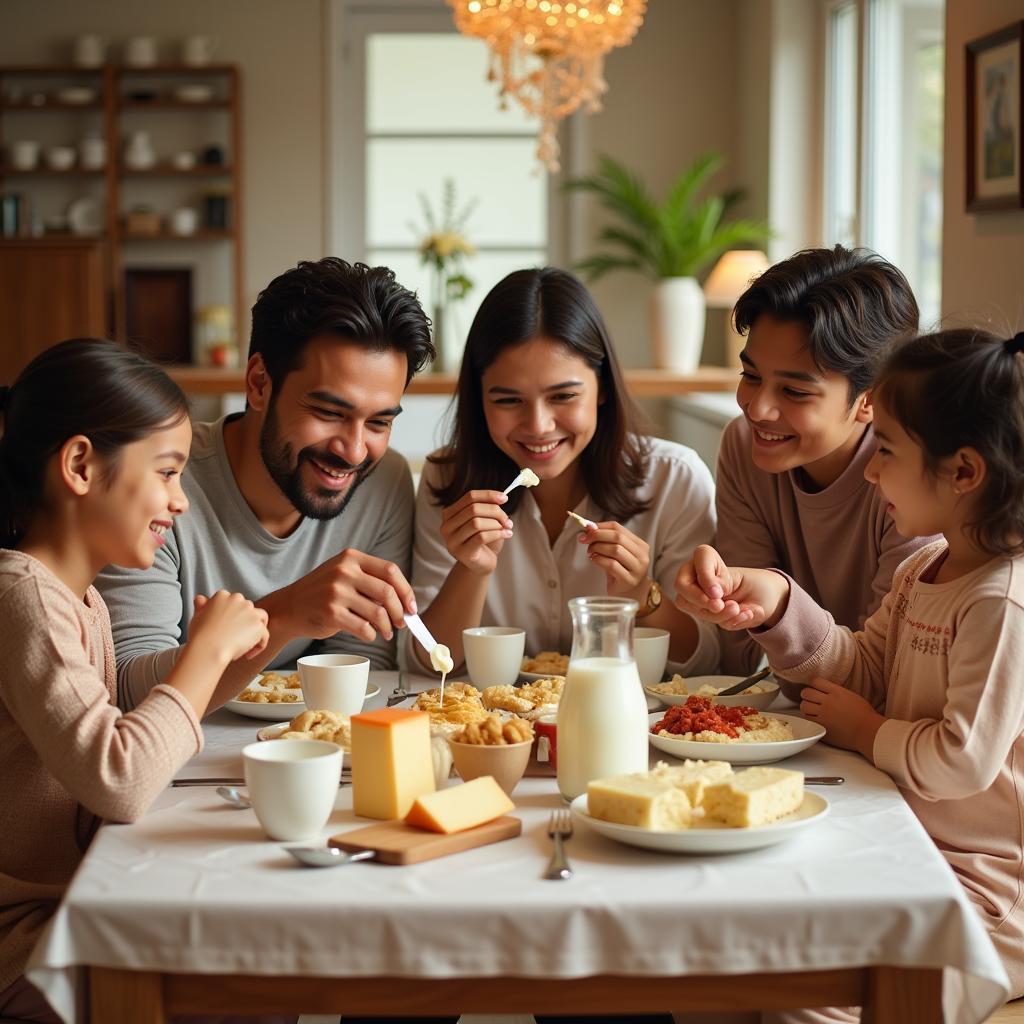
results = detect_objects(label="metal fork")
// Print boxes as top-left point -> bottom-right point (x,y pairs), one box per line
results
386,670 -> 410,707
545,808 -> 574,880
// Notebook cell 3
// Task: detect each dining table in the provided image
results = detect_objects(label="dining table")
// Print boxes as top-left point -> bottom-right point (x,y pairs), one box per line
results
26,670 -> 1010,1024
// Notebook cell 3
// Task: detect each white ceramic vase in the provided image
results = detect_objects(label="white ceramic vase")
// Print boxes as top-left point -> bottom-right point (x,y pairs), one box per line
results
650,276 -> 706,372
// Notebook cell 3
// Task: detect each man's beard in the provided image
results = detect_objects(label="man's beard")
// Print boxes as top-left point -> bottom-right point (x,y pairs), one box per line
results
259,404 -> 374,521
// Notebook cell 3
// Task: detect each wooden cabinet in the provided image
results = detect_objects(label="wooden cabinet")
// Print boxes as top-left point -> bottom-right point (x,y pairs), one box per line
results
0,236 -> 107,381
0,64 -> 243,367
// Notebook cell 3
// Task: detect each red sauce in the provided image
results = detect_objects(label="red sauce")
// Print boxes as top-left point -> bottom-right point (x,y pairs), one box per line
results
653,695 -> 760,739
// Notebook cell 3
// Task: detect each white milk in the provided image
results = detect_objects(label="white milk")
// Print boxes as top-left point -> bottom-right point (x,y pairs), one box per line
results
556,656 -> 649,801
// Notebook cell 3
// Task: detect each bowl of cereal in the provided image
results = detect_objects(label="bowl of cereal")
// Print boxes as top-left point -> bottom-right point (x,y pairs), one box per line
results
448,713 -> 534,795
645,674 -> 779,711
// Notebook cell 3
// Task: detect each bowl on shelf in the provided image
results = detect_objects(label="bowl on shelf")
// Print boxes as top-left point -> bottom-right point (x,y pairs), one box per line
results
45,146 -> 77,171
55,86 -> 97,105
174,84 -> 214,103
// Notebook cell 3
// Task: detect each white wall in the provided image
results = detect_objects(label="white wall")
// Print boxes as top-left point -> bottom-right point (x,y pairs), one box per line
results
941,0 -> 1024,330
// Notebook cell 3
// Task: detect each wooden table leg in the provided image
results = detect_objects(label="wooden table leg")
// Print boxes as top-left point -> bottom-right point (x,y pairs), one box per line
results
865,966 -> 944,1024
90,967 -> 165,1024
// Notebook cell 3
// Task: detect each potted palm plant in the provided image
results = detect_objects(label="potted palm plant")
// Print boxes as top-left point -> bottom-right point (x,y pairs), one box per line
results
564,152 -> 771,371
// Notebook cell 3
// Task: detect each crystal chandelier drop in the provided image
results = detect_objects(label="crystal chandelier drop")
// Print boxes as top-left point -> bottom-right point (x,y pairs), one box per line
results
448,0 -> 647,172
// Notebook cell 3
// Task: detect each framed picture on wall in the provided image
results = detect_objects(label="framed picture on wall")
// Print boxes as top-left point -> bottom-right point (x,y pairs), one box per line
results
966,21 -> 1024,211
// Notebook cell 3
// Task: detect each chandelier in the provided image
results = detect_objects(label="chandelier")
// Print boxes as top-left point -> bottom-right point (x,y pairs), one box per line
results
448,0 -> 647,172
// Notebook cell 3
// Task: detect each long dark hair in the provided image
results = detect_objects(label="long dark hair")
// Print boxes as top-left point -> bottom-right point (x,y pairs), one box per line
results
734,245 -> 919,405
0,339 -> 189,549
429,267 -> 651,521
249,257 -> 434,390
874,328 -> 1024,557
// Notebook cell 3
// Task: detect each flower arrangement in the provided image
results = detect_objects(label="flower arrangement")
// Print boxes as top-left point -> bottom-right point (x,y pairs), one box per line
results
410,179 -> 478,369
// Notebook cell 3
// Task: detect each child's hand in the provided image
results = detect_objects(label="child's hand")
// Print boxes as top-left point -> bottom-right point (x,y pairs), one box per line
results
192,591 -> 270,664
578,521 -> 651,598
799,677 -> 884,759
674,544 -> 790,629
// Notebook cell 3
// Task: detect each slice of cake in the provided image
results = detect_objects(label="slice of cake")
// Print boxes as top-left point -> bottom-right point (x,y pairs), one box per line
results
702,767 -> 804,827
650,759 -> 734,806
587,774 -> 692,831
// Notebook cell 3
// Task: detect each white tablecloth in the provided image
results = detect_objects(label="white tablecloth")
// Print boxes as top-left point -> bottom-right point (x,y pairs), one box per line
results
27,672 -> 1010,1023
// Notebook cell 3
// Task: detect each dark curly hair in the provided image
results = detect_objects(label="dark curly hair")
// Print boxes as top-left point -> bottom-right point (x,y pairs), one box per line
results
734,245 -> 919,405
249,257 -> 434,390
429,266 -> 651,522
0,339 -> 188,549
874,328 -> 1024,557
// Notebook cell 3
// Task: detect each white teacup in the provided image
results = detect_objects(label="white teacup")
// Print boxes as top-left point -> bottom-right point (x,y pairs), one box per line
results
243,739 -> 342,841
125,36 -> 158,67
462,626 -> 526,686
297,654 -> 370,715
633,626 -> 670,685
182,34 -> 216,66
10,140 -> 39,171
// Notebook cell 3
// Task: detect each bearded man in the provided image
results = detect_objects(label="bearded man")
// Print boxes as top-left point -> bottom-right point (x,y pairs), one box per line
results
99,258 -> 434,713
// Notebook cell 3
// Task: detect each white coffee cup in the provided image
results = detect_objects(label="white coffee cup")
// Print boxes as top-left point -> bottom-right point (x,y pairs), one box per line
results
462,626 -> 526,686
10,140 -> 40,171
297,654 -> 370,715
170,207 -> 198,235
243,739 -> 342,841
78,135 -> 106,170
73,34 -> 105,68
125,35 -> 158,67
633,626 -> 670,685
182,35 -> 216,66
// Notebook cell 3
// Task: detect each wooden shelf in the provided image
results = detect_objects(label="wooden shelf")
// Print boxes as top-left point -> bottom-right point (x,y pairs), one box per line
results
118,100 -> 230,110
166,365 -> 739,398
119,165 -> 232,176
120,229 -> 234,242
0,101 -> 104,111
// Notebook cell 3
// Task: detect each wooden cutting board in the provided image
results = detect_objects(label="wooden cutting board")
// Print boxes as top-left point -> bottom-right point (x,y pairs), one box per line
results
328,815 -> 521,865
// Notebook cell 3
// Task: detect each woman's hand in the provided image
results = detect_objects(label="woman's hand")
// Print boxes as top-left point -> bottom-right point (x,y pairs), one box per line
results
579,521 -> 651,599
800,677 -> 884,759
673,544 -> 790,629
191,591 -> 270,664
440,490 -> 514,576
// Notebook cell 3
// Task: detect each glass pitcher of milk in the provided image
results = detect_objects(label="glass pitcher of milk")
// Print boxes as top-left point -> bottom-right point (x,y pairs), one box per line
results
556,596 -> 650,802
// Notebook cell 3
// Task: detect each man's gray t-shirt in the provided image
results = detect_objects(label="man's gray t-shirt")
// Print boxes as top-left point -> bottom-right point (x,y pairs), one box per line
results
97,416 -> 414,710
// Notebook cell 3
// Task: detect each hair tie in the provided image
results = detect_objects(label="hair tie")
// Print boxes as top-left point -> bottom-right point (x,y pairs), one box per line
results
1005,332 -> 1024,355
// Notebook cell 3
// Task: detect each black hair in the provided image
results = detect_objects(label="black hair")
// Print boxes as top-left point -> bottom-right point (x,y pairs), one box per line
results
734,245 -> 919,404
875,328 -> 1024,557
429,266 -> 651,522
0,338 -> 189,549
248,258 -> 434,390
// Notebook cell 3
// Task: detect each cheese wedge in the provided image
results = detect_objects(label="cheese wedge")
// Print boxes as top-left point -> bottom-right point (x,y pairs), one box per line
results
588,774 -> 692,830
350,708 -> 435,820
650,759 -> 734,806
405,776 -> 514,834
702,766 -> 804,827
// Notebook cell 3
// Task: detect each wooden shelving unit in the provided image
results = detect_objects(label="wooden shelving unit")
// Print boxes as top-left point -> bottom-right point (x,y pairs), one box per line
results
0,63 -> 243,374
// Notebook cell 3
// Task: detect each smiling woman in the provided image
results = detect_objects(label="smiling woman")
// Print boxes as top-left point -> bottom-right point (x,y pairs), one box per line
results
409,266 -> 721,674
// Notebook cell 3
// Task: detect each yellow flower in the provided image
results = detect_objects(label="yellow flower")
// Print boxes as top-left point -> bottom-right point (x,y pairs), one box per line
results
421,231 -> 476,259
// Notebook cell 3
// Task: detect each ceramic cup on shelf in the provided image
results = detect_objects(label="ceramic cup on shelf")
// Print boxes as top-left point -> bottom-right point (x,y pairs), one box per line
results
73,34 -> 106,68
45,146 -> 76,171
123,130 -> 156,170
462,626 -> 526,687
170,207 -> 199,236
124,35 -> 158,68
78,134 -> 106,171
182,35 -> 216,66
171,150 -> 196,170
297,654 -> 370,716
10,140 -> 40,171
242,739 -> 342,841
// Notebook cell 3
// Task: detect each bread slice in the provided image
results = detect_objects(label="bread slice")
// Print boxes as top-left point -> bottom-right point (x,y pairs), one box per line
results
702,767 -> 804,827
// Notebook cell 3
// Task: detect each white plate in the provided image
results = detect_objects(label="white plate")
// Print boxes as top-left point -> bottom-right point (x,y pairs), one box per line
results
56,86 -> 96,104
647,710 -> 825,765
174,84 -> 214,102
66,197 -> 103,236
570,791 -> 829,854
226,676 -> 379,720
256,722 -> 352,766
644,676 -> 780,711
518,670 -> 567,684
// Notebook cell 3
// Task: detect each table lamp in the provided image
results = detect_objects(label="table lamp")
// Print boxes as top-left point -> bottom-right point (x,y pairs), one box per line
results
703,250 -> 770,367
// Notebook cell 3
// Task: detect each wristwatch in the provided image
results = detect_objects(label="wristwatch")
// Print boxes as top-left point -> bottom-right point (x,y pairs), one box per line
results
636,578 -> 662,619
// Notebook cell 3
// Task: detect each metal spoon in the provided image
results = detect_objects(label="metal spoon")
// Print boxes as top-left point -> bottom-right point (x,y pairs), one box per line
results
285,846 -> 376,868
216,785 -> 252,809
805,777 -> 844,785
716,666 -> 773,697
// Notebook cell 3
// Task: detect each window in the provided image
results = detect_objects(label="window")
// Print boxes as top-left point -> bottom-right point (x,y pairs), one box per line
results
823,0 -> 944,326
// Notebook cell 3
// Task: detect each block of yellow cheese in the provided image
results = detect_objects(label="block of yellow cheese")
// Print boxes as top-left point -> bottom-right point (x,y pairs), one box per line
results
587,773 -> 692,830
702,766 -> 804,827
350,708 -> 435,819
405,775 -> 514,834
650,758 -> 734,807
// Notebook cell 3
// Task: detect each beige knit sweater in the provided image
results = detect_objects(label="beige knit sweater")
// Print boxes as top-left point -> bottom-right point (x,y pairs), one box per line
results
0,551 -> 203,992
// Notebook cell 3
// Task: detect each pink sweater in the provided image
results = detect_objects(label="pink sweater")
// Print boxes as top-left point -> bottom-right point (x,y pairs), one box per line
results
714,416 -> 933,674
756,541 -> 1024,996
0,551 -> 202,992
